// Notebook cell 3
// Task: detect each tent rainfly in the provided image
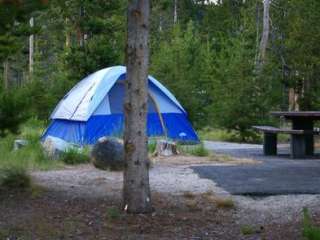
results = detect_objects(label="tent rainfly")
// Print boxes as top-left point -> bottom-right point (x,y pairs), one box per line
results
42,66 -> 199,145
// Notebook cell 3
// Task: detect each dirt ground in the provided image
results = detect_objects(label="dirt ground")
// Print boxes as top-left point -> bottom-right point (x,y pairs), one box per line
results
1,155 -> 319,239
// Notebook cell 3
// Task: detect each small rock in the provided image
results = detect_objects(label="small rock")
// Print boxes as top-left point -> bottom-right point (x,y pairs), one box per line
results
13,139 -> 28,150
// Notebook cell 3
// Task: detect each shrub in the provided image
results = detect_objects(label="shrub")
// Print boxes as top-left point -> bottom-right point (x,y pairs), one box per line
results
0,89 -> 29,137
0,166 -> 31,190
60,148 -> 90,165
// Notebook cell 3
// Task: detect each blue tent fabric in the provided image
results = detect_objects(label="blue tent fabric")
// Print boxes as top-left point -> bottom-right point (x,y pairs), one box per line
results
42,66 -> 199,145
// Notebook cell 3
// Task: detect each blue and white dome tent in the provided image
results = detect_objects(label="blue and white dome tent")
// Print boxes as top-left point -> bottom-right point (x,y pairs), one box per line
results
42,66 -> 199,145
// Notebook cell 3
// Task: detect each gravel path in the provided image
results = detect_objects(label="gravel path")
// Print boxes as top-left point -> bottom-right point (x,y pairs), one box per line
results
32,163 -> 228,199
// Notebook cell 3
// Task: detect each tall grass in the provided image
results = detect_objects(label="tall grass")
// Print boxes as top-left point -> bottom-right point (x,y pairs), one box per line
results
60,148 -> 90,165
178,142 -> 209,157
198,127 -> 263,143
0,119 -> 65,189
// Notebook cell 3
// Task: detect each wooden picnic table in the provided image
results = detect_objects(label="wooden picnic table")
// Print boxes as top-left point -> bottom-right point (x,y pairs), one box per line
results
270,111 -> 320,157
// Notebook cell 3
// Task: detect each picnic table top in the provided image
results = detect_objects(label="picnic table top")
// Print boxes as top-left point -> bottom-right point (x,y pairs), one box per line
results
271,111 -> 320,119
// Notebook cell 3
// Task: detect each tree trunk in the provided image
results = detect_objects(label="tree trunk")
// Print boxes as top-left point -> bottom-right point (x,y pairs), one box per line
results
257,0 -> 270,69
174,0 -> 178,24
77,6 -> 85,47
65,18 -> 71,48
123,0 -> 152,214
3,60 -> 9,90
288,87 -> 299,111
29,17 -> 34,76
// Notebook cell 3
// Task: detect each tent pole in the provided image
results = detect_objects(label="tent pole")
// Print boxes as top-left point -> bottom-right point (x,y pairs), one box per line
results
148,93 -> 168,140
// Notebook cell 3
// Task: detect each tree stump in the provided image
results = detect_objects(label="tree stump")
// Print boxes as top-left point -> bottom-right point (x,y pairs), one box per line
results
154,140 -> 179,157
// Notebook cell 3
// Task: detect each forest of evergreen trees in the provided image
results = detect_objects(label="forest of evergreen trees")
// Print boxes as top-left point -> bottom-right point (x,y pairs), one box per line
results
1,0 -> 320,141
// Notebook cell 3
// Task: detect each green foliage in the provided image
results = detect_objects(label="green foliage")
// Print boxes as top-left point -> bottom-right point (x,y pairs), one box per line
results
151,21 -> 213,128
60,148 -> 90,165
198,127 -> 262,143
1,0 -> 320,144
0,88 -> 29,137
0,120 -> 63,175
303,208 -> 320,240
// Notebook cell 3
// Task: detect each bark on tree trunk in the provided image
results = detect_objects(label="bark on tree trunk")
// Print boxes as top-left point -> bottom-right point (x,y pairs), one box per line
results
29,17 -> 34,76
257,0 -> 270,69
3,60 -> 9,90
123,0 -> 152,214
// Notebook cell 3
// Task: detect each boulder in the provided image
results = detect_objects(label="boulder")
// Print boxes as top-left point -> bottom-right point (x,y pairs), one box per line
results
91,137 -> 124,171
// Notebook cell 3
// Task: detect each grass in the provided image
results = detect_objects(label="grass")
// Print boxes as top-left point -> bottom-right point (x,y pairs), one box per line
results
178,142 -> 209,157
303,208 -> 320,240
201,191 -> 235,209
0,166 -> 31,190
60,148 -> 90,165
241,225 -> 256,235
148,140 -> 157,154
107,207 -> 121,220
0,119 -> 65,191
214,197 -> 235,209
198,127 -> 244,142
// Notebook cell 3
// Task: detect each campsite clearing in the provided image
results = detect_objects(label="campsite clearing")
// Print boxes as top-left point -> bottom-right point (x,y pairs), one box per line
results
1,154 -> 320,239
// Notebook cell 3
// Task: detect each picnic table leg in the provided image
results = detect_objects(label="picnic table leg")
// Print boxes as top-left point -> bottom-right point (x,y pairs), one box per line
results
263,133 -> 277,155
292,119 -> 314,156
291,134 -> 306,158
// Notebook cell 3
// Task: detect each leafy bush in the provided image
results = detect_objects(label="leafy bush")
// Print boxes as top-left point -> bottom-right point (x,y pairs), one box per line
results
0,89 -> 29,137
60,148 -> 90,165
303,208 -> 320,240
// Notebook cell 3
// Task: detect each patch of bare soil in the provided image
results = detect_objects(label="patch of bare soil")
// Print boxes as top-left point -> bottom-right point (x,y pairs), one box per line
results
0,155 -> 319,239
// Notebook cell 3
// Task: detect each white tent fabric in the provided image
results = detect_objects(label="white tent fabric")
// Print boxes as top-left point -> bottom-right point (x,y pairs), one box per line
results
51,66 -> 185,121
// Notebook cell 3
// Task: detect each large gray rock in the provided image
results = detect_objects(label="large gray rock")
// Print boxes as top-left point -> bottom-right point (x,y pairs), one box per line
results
91,137 -> 124,171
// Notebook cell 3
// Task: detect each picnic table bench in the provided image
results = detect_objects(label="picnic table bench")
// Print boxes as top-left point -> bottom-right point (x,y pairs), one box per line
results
253,125 -> 320,158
